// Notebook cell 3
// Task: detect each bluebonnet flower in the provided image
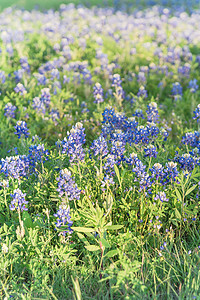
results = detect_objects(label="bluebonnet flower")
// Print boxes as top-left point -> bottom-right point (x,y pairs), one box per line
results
101,175 -> 115,191
147,122 -> 160,138
137,86 -> 148,98
10,189 -> 28,211
28,144 -> 49,172
13,69 -> 24,83
6,44 -> 13,56
137,72 -> 146,84
93,83 -> 104,104
150,163 -> 164,181
131,155 -> 145,174
32,97 -> 46,114
175,153 -> 199,172
20,57 -> 30,73
171,82 -> 182,100
61,122 -> 86,162
160,242 -> 167,250
90,135 -> 109,157
193,104 -> 200,123
182,131 -> 200,148
103,154 -> 117,175
102,106 -> 115,124
0,70 -> 6,83
53,43 -> 60,52
146,102 -> 159,123
133,109 -> 144,119
155,192 -> 169,202
135,125 -> 150,145
14,121 -> 29,139
178,63 -> 191,77
63,45 -> 72,60
50,109 -> 60,123
114,85 -> 124,99
188,79 -> 198,93
102,109 -> 127,134
160,128 -> 169,141
0,155 -> 29,179
163,162 -> 179,184
111,140 -> 125,158
126,152 -> 138,165
138,172 -> 152,193
4,103 -> 16,118
63,75 -> 70,84
111,74 -> 122,87
82,68 -> 92,85
111,74 -> 124,100
56,168 -> 81,200
32,135 -> 41,142
51,68 -> 60,80
40,88 -> 51,108
125,117 -> 138,141
158,81 -> 164,88
54,204 -> 73,236
14,83 -> 27,95
144,144 -> 157,158
52,81 -> 62,95
34,74 -> 47,86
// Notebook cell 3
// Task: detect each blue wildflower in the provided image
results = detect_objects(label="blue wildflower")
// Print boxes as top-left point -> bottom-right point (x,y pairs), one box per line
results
171,82 -> 182,100
56,168 -> 81,200
54,204 -> 73,236
4,103 -> 16,118
14,121 -> 29,139
93,82 -> 104,104
188,79 -> 198,93
10,188 -> 28,211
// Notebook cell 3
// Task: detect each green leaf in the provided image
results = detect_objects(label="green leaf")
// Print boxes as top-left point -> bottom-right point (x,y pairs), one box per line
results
114,164 -> 121,186
106,225 -> 123,230
100,238 -> 110,248
77,233 -> 90,246
72,227 -> 95,233
3,223 -> 8,233
175,188 -> 182,201
85,245 -> 100,251
105,249 -> 118,258
22,211 -> 34,229
185,184 -> 197,196
175,209 -> 181,221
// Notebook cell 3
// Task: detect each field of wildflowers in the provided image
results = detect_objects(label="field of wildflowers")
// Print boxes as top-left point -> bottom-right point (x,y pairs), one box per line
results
0,1 -> 200,299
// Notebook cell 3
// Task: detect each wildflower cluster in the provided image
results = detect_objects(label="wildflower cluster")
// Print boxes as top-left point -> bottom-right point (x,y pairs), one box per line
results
10,189 -> 28,211
56,169 -> 81,200
61,122 -> 86,162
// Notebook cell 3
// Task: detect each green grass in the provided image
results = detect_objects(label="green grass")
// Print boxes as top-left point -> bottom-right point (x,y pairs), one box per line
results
0,0 -> 130,11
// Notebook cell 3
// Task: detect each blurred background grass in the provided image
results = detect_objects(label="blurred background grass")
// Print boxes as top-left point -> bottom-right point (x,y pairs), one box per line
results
0,0 -> 130,10
0,0 -> 199,11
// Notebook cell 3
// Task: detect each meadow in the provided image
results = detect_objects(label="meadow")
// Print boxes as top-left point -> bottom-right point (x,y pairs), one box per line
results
0,1 -> 200,299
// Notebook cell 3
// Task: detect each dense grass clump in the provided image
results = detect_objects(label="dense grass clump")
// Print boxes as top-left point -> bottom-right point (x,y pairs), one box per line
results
0,3 -> 200,299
